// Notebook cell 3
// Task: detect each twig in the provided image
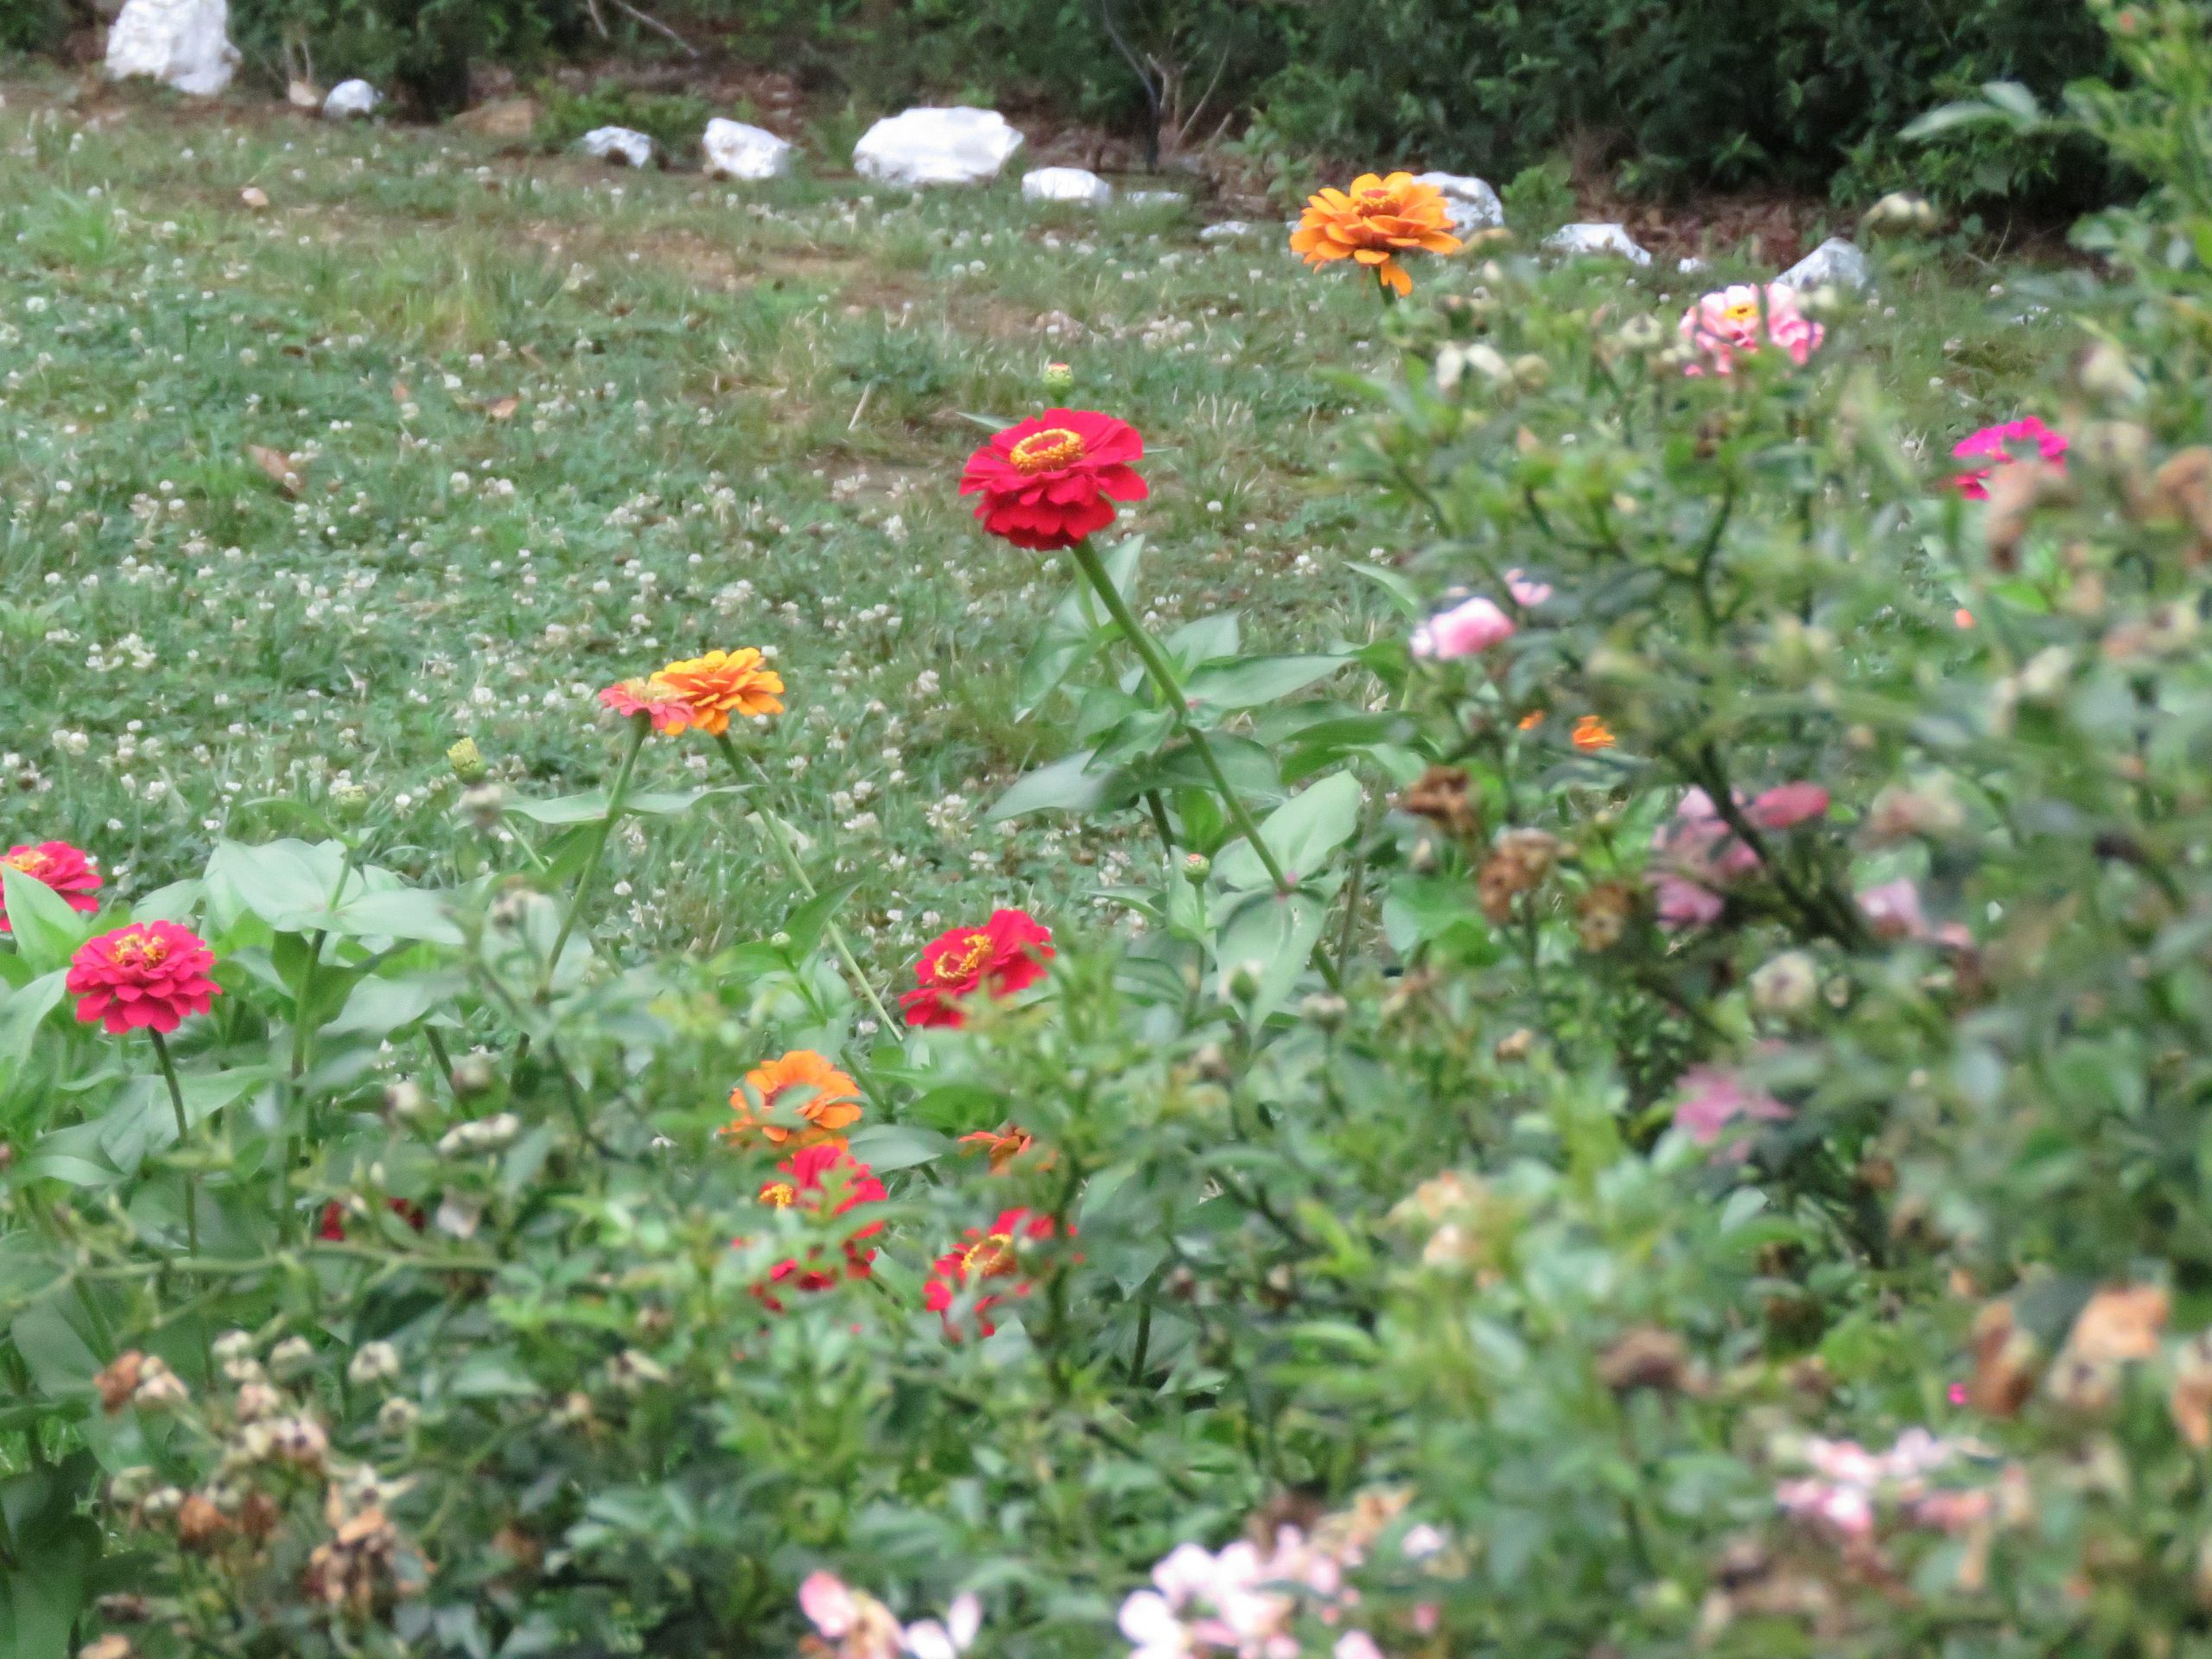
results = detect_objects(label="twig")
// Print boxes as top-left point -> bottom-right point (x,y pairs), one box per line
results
609,0 -> 701,57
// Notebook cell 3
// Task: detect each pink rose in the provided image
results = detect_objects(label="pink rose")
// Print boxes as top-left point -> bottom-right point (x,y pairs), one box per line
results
1412,595 -> 1516,659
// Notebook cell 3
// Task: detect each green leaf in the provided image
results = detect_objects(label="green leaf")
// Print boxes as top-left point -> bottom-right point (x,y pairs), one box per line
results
127,879 -> 204,924
206,838 -> 349,933
0,971 -> 67,1089
1214,890 -> 1326,1027
446,1351 -> 543,1401
0,866 -> 93,976
326,970 -> 467,1039
1183,654 -> 1349,712
1014,535 -> 1147,718
1903,99 -> 2017,141
1213,772 -> 1363,891
989,751 -> 1129,821
333,887 -> 465,945
95,1069 -> 272,1176
1345,560 -> 1425,617
505,786 -> 739,824
844,1123 -> 953,1172
0,1514 -> 97,1659
781,880 -> 861,960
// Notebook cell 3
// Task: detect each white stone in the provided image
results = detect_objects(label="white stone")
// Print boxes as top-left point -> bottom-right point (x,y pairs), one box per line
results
1542,223 -> 1653,265
1126,189 -> 1186,207
581,127 -> 654,168
1198,220 -> 1256,243
105,0 -> 239,98
1678,255 -> 1711,274
853,107 -> 1023,188
1413,171 -> 1503,235
1777,237 -> 1872,293
1022,166 -> 1112,206
322,79 -> 379,120
702,118 -> 791,181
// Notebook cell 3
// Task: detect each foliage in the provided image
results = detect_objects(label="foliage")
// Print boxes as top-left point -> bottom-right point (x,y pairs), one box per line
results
532,79 -> 712,155
7,3 -> 2212,1658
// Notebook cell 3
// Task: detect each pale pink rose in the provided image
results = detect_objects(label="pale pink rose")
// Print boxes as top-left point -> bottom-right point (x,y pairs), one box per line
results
1953,416 -> 2068,499
1412,595 -> 1516,659
802,1572 -> 861,1639
1858,878 -> 1929,940
1504,568 -> 1553,607
1680,283 -> 1825,377
1672,1064 -> 1791,1147
1749,782 -> 1830,830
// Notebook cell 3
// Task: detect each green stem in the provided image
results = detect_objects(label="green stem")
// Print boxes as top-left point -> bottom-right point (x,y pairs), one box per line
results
542,715 -> 650,998
149,1029 -> 199,1255
1066,538 -> 1297,898
711,733 -> 900,1036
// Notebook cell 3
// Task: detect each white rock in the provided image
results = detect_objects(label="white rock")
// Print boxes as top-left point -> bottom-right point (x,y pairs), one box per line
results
1022,166 -> 1112,206
853,107 -> 1023,188
1126,189 -> 1186,208
322,79 -> 380,120
1677,255 -> 1711,274
581,127 -> 654,168
1198,220 -> 1255,243
1413,171 -> 1503,235
105,0 -> 239,97
702,118 -> 791,181
1542,223 -> 1653,265
1777,237 -> 1872,292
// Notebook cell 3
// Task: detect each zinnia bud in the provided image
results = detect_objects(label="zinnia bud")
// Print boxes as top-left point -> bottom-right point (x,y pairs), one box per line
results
330,781 -> 370,819
1225,959 -> 1266,1001
1040,360 -> 1075,394
449,1053 -> 496,1098
447,736 -> 487,783
348,1341 -> 401,1387
1751,950 -> 1820,1016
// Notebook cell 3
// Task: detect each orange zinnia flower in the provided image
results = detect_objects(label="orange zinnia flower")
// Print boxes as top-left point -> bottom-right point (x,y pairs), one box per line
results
655,649 -> 785,736
725,1049 -> 864,1149
1290,172 -> 1463,297
1571,715 -> 1617,752
958,1125 -> 1035,1173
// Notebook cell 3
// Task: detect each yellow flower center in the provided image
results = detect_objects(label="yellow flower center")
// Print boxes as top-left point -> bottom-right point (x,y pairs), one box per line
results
1721,301 -> 1760,327
760,1180 -> 797,1209
112,930 -> 168,969
934,931 -> 994,984
1010,429 -> 1085,474
1354,186 -> 1399,214
3,850 -> 47,877
960,1232 -> 1015,1278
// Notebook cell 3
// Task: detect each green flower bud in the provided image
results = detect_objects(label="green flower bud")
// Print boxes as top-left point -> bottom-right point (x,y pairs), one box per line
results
447,737 -> 487,784
330,781 -> 370,819
1041,361 -> 1076,394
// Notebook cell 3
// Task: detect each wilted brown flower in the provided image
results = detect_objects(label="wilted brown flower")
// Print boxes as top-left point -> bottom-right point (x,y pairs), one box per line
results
94,1351 -> 146,1414
2153,447 -> 2212,560
1575,880 -> 1637,951
175,1494 -> 232,1552
2171,1334 -> 2212,1451
1402,765 -> 1479,840
303,1481 -> 422,1617
1478,828 -> 1560,923
1982,460 -> 2074,570
2066,1282 -> 2168,1364
1968,1301 -> 2040,1418
1596,1326 -> 1691,1395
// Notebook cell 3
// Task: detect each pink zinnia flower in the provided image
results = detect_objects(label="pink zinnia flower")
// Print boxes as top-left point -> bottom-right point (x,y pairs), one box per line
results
1679,283 -> 1824,377
1,840 -> 101,931
1951,416 -> 2068,499
1858,878 -> 1929,941
1672,1064 -> 1791,1147
1411,595 -> 1516,659
67,921 -> 221,1036
1749,782 -> 1831,830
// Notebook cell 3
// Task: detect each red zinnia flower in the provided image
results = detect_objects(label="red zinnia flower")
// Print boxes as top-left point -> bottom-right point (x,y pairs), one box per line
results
750,1143 -> 887,1313
318,1198 -> 429,1241
598,675 -> 695,734
959,409 -> 1148,550
66,921 -> 220,1036
899,909 -> 1055,1029
1,841 -> 101,931
1952,417 -> 2069,500
924,1207 -> 1062,1339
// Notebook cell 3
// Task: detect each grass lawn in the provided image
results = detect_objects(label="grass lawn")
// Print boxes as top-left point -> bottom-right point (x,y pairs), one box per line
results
0,79 -> 2076,1010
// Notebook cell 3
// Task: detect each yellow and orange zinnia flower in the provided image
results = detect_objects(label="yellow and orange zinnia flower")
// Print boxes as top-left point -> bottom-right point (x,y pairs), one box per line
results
654,649 -> 785,736
725,1050 -> 863,1149
1290,172 -> 1462,297
1571,715 -> 1617,752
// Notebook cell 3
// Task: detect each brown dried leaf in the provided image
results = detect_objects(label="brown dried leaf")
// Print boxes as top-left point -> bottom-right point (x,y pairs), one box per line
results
246,444 -> 302,496
485,395 -> 520,422
391,378 -> 412,404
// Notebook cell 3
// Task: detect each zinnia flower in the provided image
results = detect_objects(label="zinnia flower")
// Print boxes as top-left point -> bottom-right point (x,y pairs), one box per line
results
1952,417 -> 2068,499
751,1143 -> 887,1312
959,409 -> 1147,550
597,675 -> 694,734
1673,1064 -> 1791,1149
958,1124 -> 1034,1173
1290,172 -> 1464,297
924,1206 -> 1061,1338
724,1049 -> 864,1149
900,909 -> 1055,1028
1678,283 -> 1824,376
66,921 -> 220,1035
1,840 -> 101,931
1410,596 -> 1514,660
653,648 -> 785,735
1571,715 -> 1617,751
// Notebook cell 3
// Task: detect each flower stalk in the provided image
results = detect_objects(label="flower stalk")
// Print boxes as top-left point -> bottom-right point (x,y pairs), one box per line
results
149,1028 -> 197,1255
542,714 -> 650,999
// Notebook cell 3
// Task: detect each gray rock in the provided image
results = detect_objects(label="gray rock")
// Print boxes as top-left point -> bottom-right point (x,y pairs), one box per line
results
1198,220 -> 1255,243
853,107 -> 1023,188
581,127 -> 654,168
1413,171 -> 1503,235
1125,189 -> 1187,208
105,0 -> 239,97
1777,237 -> 1872,292
1022,166 -> 1112,206
702,118 -> 791,181
1542,223 -> 1654,265
322,79 -> 379,119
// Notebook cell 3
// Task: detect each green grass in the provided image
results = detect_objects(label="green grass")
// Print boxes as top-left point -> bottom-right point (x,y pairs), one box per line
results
0,78 -> 2079,1015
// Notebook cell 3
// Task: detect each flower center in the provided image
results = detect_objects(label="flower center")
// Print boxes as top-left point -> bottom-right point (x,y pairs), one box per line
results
934,932 -> 994,984
112,930 -> 168,969
1721,301 -> 1761,327
960,1231 -> 1015,1279
3,850 -> 48,878
760,1179 -> 797,1209
1009,429 -> 1085,474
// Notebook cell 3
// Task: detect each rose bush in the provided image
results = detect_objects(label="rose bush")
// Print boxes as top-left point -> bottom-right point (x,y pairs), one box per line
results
4,4 -> 2211,1657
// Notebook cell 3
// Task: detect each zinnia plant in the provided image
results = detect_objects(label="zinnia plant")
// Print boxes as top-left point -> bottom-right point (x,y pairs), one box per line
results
725,1049 -> 865,1148
0,839 -> 101,931
923,1206 -> 1062,1338
959,409 -> 1149,550
1289,171 -> 1463,297
1677,282 -> 1824,374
